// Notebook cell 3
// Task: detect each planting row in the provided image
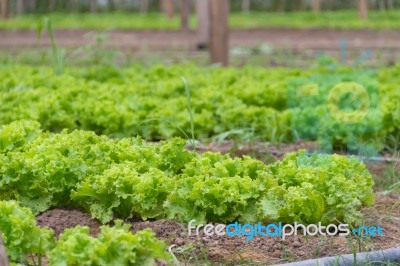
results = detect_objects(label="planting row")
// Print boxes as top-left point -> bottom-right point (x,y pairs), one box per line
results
0,120 -> 375,226
0,64 -> 399,152
0,200 -> 171,266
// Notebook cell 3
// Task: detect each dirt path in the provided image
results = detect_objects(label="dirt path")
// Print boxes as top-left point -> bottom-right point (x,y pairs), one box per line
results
2,28 -> 400,51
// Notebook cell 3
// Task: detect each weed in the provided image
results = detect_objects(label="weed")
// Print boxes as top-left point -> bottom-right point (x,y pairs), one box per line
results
181,76 -> 196,151
170,242 -> 211,266
36,17 -> 65,75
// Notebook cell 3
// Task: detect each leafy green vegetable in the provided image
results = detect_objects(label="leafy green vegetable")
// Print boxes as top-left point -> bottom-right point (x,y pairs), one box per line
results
165,152 -> 277,223
0,120 -> 194,215
0,63 -> 398,151
0,120 -> 41,153
0,200 -> 54,263
72,163 -> 172,223
0,200 -> 171,265
48,220 -> 171,266
0,121 -> 375,226
258,150 -> 375,225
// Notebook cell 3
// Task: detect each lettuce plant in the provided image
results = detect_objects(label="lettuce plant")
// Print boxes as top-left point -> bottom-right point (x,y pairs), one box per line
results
48,221 -> 171,266
258,150 -> 375,225
0,200 -> 54,263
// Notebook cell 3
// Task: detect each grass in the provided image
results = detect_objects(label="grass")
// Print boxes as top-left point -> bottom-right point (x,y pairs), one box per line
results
230,10 -> 400,29
0,12 -> 187,30
170,242 -> 212,265
2,10 -> 400,30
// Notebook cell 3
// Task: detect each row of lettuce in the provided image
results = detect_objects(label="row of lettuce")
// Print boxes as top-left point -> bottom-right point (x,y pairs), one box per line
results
0,62 -> 386,264
0,119 -> 375,264
1,200 -> 171,266
0,120 -> 374,225
0,64 -> 399,152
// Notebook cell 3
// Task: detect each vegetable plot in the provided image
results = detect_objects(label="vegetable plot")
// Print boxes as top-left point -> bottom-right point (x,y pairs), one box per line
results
0,120 -> 375,226
0,64 -> 398,151
0,63 -> 388,265
0,200 -> 171,266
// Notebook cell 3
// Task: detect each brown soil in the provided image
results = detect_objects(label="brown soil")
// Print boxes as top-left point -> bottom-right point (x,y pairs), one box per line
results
35,196 -> 400,265
34,141 -> 400,265
36,208 -> 101,237
2,28 -> 400,51
193,140 -> 319,161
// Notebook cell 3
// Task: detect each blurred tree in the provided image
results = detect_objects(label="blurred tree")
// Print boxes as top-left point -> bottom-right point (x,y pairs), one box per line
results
71,0 -> 79,12
326,0 -> 334,10
114,0 -> 124,11
17,0 -> 24,14
297,0 -> 304,11
108,0 -> 115,11
5,0 -> 400,16
358,0 -> 368,19
31,0 -> 36,13
378,0 -> 385,10
49,0 -> 56,12
278,0 -> 286,11
140,0 -> 149,12
0,0 -> 9,19
181,0 -> 189,31
90,0 -> 97,12
242,0 -> 250,12
312,0 -> 321,12
387,0 -> 394,9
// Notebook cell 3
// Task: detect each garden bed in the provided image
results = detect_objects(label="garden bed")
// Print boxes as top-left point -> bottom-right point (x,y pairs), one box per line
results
31,141 -> 399,265
35,195 -> 399,265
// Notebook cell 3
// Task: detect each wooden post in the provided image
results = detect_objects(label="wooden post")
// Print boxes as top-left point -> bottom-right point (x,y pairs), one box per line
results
1,0 -> 9,19
90,0 -> 97,12
196,0 -> 209,49
0,235 -> 9,266
358,0 -> 368,19
209,0 -> 229,66
312,0 -> 320,12
180,0 -> 189,31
